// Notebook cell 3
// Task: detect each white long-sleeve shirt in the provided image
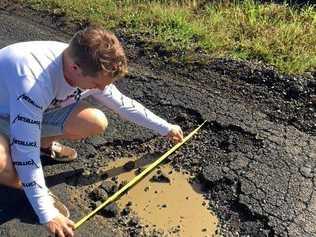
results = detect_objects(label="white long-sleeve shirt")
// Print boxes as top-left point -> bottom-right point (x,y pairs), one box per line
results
0,41 -> 172,223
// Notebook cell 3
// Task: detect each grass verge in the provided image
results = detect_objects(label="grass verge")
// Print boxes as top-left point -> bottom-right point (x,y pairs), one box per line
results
20,0 -> 316,74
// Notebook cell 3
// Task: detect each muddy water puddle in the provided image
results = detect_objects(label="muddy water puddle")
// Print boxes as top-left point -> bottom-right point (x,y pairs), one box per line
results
99,156 -> 219,237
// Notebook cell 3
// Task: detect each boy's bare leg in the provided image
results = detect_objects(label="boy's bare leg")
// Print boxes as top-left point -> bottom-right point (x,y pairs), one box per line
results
0,134 -> 21,189
41,103 -> 108,148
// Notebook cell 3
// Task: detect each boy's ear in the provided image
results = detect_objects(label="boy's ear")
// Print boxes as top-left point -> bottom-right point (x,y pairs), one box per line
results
70,63 -> 81,74
72,64 -> 78,70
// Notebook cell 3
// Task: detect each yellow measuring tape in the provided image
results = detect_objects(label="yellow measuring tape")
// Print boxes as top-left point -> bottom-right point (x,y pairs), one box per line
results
74,120 -> 207,229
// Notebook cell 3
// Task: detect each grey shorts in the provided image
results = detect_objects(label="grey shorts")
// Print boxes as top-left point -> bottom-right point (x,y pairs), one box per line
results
0,102 -> 79,138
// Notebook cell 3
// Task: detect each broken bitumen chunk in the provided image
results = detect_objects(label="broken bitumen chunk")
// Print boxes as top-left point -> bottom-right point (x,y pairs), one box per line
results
101,203 -> 119,218
130,230 -> 141,237
121,207 -> 131,216
85,135 -> 107,147
111,176 -> 118,182
287,83 -> 305,99
171,225 -> 180,233
150,171 -> 171,183
299,164 -> 314,178
201,164 -> 224,183
144,186 -> 149,192
84,144 -> 97,158
222,167 -> 230,173
101,180 -> 118,195
123,160 -> 135,171
128,216 -> 140,227
90,187 -> 109,201
119,180 -> 128,189
118,216 -> 128,226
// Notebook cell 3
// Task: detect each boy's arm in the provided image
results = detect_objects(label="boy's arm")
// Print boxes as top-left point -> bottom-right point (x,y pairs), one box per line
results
92,84 -> 173,136
9,75 -> 59,224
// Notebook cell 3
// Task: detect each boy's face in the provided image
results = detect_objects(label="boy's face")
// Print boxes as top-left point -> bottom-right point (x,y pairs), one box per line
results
72,66 -> 115,91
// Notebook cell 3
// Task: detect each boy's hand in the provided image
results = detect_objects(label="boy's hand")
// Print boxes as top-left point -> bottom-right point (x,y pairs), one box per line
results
166,124 -> 183,143
46,214 -> 75,237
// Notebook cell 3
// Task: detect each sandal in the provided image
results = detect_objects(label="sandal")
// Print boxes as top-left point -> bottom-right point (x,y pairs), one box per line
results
41,141 -> 77,162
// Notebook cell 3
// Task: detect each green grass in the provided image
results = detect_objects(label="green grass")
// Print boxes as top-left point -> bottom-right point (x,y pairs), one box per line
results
20,0 -> 316,74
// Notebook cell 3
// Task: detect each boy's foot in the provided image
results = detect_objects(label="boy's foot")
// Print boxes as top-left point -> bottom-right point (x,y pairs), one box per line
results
41,141 -> 77,162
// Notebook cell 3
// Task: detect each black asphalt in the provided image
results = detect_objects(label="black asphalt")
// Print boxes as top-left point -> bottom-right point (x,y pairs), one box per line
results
0,4 -> 315,237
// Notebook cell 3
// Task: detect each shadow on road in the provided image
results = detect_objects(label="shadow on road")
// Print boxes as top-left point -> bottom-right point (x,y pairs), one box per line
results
63,152 -> 165,187
0,166 -> 83,225
0,186 -> 37,225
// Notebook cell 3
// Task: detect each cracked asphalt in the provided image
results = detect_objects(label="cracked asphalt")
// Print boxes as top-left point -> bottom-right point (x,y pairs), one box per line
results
0,3 -> 315,237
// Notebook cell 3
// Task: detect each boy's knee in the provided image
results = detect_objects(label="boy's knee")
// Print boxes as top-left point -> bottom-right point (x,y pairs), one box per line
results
93,109 -> 108,134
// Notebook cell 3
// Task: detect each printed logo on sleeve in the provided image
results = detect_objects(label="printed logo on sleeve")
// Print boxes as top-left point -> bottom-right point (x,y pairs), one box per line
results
17,94 -> 43,110
48,88 -> 82,110
12,115 -> 41,129
13,159 -> 40,168
22,181 -> 43,189
74,88 -> 82,101
10,138 -> 37,147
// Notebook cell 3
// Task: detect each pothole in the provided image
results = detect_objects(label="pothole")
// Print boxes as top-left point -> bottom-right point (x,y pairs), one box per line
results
95,157 -> 220,236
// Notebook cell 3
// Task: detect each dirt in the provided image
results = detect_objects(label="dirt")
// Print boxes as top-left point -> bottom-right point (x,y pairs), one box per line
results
0,2 -> 315,237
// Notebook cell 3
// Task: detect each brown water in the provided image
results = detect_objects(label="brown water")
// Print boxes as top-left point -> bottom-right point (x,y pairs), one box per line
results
100,156 -> 219,237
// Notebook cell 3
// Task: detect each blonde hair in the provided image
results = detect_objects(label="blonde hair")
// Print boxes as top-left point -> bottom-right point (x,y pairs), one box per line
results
68,26 -> 128,78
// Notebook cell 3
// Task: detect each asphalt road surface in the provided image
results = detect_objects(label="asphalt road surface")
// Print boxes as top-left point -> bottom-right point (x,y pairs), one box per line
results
0,6 -> 316,237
